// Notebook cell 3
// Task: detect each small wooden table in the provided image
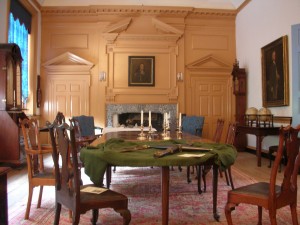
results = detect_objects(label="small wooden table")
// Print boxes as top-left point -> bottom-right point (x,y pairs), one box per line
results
236,125 -> 280,167
82,131 -> 237,225
0,167 -> 11,225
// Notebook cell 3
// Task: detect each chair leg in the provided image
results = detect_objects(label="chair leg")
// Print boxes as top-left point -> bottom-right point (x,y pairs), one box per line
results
25,186 -> 33,219
290,202 -> 299,225
187,166 -> 191,183
258,206 -> 262,225
197,165 -> 202,194
224,203 -> 234,225
73,210 -> 80,225
54,202 -> 61,225
224,170 -> 230,186
268,150 -> 273,168
37,185 -> 43,208
91,209 -> 99,225
227,167 -> 235,190
202,165 -> 211,192
116,209 -> 131,225
268,209 -> 277,225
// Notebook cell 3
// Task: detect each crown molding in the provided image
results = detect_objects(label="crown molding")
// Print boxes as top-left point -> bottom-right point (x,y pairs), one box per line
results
41,5 -> 237,18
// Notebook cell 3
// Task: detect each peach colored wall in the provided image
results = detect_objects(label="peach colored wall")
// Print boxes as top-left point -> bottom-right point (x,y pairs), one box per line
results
40,6 -> 237,129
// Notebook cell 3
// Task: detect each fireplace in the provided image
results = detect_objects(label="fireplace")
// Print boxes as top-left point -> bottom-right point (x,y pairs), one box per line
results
106,104 -> 177,131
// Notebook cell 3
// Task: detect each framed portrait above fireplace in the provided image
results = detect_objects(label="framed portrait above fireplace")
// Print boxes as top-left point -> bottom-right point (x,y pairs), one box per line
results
128,56 -> 155,86
261,35 -> 289,107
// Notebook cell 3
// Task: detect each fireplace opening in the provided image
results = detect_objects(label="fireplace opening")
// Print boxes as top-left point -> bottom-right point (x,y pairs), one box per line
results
118,113 -> 164,131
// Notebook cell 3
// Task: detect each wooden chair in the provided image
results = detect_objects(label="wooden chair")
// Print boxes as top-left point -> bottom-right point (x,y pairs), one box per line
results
19,118 -> 55,220
55,111 -> 66,125
268,116 -> 292,172
47,121 -> 131,225
183,115 -> 205,185
201,119 -> 225,192
222,122 -> 237,189
182,115 -> 205,137
225,125 -> 300,225
72,115 -> 103,137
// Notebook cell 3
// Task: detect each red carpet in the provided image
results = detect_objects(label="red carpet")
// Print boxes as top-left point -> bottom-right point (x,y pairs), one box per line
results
9,166 -> 300,224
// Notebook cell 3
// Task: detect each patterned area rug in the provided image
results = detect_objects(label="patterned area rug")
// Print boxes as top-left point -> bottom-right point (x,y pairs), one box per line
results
9,166 -> 299,224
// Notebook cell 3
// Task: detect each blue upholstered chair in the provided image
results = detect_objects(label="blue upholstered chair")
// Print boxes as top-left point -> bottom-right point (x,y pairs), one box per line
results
181,115 -> 205,192
72,115 -> 103,137
182,115 -> 205,137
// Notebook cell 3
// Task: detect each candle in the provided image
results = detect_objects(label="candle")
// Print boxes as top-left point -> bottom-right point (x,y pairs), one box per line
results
164,113 -> 167,126
149,111 -> 152,127
13,90 -> 16,101
141,110 -> 143,125
179,113 -> 182,127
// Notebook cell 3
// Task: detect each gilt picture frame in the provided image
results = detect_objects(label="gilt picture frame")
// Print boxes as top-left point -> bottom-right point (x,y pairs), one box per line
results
128,56 -> 155,86
261,35 -> 289,107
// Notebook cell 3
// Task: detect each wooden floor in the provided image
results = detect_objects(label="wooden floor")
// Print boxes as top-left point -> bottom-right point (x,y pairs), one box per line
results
4,151 -> 300,217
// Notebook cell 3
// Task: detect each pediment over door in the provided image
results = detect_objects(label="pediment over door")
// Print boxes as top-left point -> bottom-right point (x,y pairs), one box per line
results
186,54 -> 232,72
43,52 -> 94,73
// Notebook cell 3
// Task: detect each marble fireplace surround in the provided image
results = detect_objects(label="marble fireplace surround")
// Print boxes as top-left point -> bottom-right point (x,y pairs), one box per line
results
106,104 -> 177,131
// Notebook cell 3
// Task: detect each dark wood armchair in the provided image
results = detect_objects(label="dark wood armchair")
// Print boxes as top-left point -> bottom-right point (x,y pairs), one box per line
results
47,121 -> 131,225
225,125 -> 300,225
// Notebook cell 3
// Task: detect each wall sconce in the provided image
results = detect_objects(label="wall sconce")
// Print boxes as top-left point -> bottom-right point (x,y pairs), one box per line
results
176,72 -> 184,81
99,71 -> 106,81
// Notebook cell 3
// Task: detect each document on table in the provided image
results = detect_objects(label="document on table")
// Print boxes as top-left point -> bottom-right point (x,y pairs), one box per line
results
81,186 -> 108,194
178,153 -> 205,158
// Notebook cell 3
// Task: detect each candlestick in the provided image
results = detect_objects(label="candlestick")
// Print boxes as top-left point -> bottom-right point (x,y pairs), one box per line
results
179,113 -> 182,127
149,111 -> 152,127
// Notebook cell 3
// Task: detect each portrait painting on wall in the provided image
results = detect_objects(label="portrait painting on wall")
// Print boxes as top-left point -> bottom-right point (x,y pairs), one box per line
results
128,56 -> 155,86
261,35 -> 289,107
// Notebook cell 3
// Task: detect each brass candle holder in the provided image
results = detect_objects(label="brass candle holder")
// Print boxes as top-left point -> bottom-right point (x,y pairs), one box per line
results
161,122 -> 171,140
177,126 -> 182,139
137,124 -> 146,140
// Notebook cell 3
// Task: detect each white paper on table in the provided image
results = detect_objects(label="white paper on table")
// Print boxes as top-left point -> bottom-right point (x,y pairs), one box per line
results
178,153 -> 205,158
81,186 -> 108,194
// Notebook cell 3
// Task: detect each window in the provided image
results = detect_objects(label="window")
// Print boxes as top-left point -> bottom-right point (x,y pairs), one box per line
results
8,0 -> 32,102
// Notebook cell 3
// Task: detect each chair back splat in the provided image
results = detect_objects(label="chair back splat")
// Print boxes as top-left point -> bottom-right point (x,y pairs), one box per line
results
47,121 -> 131,225
225,125 -> 300,225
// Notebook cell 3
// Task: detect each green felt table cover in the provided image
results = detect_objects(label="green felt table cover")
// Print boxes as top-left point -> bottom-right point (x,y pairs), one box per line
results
80,138 -> 237,186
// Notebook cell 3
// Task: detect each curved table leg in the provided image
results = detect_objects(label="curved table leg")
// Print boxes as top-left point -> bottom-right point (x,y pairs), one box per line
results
161,166 -> 169,225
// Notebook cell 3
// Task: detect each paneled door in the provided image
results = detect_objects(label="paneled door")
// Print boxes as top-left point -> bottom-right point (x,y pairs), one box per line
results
48,75 -> 90,121
190,74 -> 233,140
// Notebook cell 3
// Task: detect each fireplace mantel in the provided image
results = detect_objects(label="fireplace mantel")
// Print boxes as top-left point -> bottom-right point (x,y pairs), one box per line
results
106,104 -> 177,131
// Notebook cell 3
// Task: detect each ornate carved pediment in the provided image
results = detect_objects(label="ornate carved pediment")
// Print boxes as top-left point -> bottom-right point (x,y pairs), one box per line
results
102,17 -> 183,43
43,52 -> 94,72
186,54 -> 231,72
102,18 -> 132,43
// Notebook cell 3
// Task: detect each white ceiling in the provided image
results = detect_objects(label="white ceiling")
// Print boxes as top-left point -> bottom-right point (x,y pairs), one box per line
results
37,0 -> 246,10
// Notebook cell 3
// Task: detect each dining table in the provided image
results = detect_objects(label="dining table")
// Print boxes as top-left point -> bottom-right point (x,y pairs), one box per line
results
80,131 -> 237,225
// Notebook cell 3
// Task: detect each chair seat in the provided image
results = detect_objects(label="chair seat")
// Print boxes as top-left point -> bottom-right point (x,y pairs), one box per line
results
80,185 -> 129,207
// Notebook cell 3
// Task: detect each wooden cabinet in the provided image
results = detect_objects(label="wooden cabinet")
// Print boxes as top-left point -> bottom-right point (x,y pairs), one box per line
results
0,44 -> 27,165
231,60 -> 247,151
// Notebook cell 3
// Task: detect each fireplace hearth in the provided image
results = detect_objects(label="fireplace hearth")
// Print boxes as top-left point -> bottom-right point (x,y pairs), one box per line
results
106,104 -> 177,131
118,112 -> 164,131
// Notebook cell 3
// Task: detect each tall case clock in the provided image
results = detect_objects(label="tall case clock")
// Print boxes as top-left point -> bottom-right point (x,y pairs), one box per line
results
231,60 -> 247,151
0,43 -> 27,164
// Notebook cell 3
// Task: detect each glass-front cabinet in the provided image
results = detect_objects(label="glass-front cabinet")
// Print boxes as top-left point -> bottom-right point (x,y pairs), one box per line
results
0,43 -> 26,164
